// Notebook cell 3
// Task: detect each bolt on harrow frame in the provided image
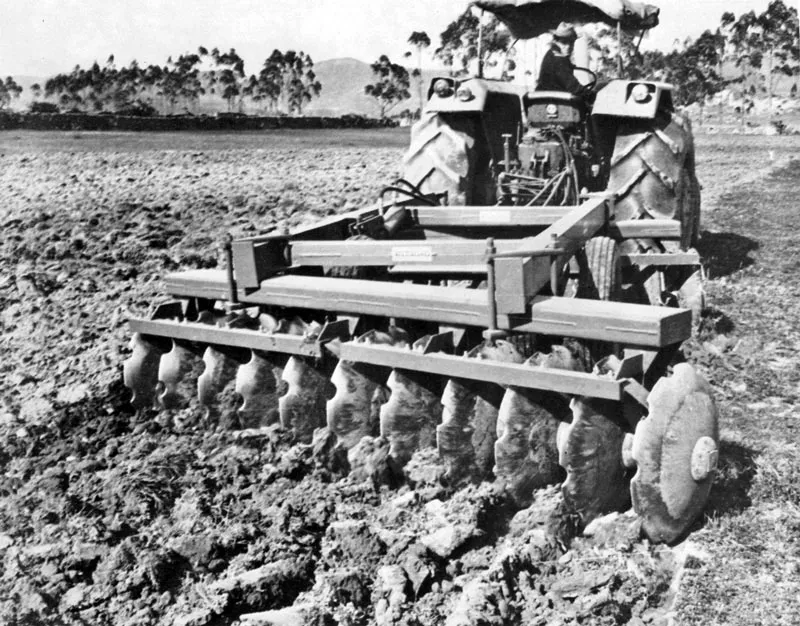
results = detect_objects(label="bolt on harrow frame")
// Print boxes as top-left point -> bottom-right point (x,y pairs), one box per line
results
125,192 -> 718,544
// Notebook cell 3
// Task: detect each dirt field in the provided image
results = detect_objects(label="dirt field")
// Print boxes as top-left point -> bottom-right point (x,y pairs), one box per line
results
0,128 -> 798,626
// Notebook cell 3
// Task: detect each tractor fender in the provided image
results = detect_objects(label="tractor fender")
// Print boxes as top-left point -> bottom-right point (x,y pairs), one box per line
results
424,77 -> 527,115
592,79 -> 674,119
404,77 -> 526,205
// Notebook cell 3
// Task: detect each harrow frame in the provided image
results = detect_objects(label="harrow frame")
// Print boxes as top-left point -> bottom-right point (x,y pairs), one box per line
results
129,192 -> 699,404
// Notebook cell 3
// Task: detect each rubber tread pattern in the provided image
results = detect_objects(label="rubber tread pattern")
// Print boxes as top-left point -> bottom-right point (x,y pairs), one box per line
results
608,112 -> 700,250
573,236 -> 622,370
402,112 -> 477,206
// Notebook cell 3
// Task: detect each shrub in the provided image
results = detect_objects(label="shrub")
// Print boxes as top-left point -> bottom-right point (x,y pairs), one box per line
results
117,100 -> 158,117
29,102 -> 59,114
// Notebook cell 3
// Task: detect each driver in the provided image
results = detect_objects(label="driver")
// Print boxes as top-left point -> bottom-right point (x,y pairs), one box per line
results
537,23 -> 594,98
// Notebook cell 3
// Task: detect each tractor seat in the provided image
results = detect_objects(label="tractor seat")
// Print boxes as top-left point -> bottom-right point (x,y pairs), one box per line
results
525,91 -> 586,127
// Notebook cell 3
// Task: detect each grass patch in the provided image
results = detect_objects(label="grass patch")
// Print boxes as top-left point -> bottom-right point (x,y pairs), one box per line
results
677,142 -> 800,624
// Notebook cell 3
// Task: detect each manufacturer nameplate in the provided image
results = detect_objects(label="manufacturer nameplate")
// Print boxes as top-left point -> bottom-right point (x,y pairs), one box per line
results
391,246 -> 434,263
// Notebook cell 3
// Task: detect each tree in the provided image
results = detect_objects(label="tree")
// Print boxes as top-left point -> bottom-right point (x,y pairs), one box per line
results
281,51 -> 322,115
242,74 -> 262,112
112,60 -> 145,111
587,26 -> 667,81
41,58 -> 148,113
43,66 -> 87,111
434,9 -> 511,78
96,56 -> 144,112
722,10 -> 763,124
364,55 -> 410,118
405,31 -> 431,116
244,50 -> 321,115
140,63 -> 165,109
208,48 -> 246,112
663,31 -> 725,124
0,76 -> 23,110
43,73 -> 71,110
249,50 -> 285,113
755,0 -> 800,110
156,52 -> 205,113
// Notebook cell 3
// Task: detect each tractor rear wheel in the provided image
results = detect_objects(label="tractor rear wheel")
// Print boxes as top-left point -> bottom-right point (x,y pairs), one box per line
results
573,236 -> 622,370
402,112 -> 492,206
576,236 -> 622,302
608,112 -> 700,250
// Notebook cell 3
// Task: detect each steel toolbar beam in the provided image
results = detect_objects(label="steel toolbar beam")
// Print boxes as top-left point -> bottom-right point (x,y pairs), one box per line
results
339,341 -> 625,400
410,206 -> 571,227
163,271 -> 691,347
128,318 -> 324,358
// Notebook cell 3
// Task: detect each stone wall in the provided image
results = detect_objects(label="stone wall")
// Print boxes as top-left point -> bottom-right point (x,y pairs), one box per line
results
0,112 -> 394,131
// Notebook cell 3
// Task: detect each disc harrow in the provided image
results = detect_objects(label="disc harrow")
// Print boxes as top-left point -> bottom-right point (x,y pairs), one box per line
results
124,190 -> 719,543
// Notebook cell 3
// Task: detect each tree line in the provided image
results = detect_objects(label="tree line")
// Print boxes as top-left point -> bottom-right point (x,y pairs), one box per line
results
363,0 -> 799,122
1,48 -> 321,116
590,0 -> 799,122
3,1 -> 798,121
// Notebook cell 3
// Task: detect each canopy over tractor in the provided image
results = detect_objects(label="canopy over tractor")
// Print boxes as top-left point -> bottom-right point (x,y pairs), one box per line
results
472,0 -> 660,39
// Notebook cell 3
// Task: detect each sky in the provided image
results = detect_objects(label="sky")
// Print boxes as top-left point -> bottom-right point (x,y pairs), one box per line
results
0,0 -> 781,78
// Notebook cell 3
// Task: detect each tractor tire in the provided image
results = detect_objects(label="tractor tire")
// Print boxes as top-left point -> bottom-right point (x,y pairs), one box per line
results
607,112 -> 700,250
686,167 -> 702,249
576,236 -> 622,302
572,236 -> 622,370
402,112 -> 491,206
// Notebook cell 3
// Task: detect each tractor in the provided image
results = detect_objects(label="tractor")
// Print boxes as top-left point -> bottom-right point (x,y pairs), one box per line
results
124,0 -> 718,544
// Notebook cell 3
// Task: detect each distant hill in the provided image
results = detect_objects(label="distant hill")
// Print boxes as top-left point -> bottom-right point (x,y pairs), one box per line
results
8,58 -> 444,118
305,58 -> 441,117
305,58 -> 379,117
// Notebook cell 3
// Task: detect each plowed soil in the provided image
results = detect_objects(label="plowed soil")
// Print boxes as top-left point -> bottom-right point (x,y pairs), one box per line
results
0,128 -> 798,626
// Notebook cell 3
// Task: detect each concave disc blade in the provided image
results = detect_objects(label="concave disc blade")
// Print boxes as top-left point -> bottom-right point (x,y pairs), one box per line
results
279,319 -> 332,443
437,340 -> 523,483
631,363 -> 719,543
326,329 -> 400,449
197,346 -> 240,411
235,350 -> 284,428
157,340 -> 200,410
281,354 -> 332,442
559,397 -> 630,523
379,336 -> 444,468
123,333 -> 163,409
494,346 -> 578,506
